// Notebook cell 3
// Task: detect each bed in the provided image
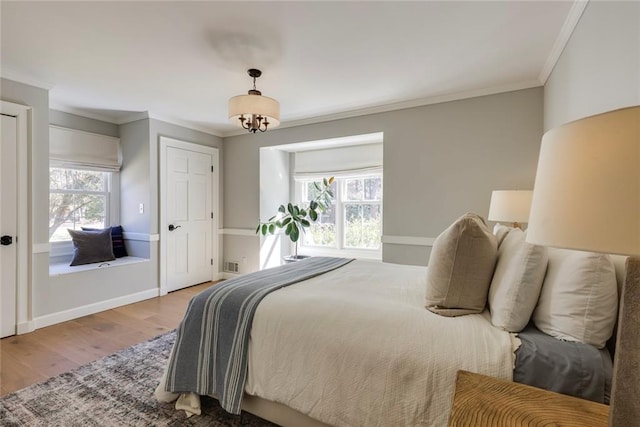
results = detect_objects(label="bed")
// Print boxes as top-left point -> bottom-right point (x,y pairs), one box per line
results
156,214 -> 621,427
157,259 -> 515,426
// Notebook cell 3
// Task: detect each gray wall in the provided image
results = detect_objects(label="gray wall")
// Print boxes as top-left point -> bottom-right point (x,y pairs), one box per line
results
44,115 -> 223,317
120,118 -> 224,290
223,87 -> 543,269
0,79 -> 224,322
50,109 -> 119,137
544,1 -> 640,130
120,119 -> 152,239
258,148 -> 291,271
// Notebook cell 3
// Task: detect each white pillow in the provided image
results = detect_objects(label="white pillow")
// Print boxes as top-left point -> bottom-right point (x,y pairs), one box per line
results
488,228 -> 548,332
532,248 -> 618,349
492,223 -> 513,248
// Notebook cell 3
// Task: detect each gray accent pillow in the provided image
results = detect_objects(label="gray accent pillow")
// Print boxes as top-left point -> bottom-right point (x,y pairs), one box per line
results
68,228 -> 116,266
425,213 -> 498,316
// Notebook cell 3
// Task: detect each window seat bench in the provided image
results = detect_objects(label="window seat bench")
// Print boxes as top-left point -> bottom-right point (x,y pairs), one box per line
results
41,256 -> 157,331
49,256 -> 149,276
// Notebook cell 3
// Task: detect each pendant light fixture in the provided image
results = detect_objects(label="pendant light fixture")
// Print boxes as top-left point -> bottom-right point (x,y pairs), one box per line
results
228,68 -> 280,133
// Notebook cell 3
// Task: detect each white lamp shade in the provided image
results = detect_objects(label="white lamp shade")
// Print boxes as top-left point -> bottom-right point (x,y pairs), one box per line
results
228,94 -> 280,128
527,106 -> 640,256
488,190 -> 533,224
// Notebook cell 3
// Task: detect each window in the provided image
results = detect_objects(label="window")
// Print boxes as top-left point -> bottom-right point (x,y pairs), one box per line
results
343,176 -> 382,249
49,167 -> 110,241
49,167 -> 118,254
48,126 -> 122,259
298,173 -> 382,256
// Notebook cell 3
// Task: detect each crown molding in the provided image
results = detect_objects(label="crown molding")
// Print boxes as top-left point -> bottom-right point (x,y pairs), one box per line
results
143,112 -> 224,138
221,79 -> 542,138
538,0 -> 589,84
49,79 -> 541,139
114,111 -> 150,125
49,103 -> 125,124
1,68 -> 55,90
49,107 -> 150,126
47,106 -> 223,138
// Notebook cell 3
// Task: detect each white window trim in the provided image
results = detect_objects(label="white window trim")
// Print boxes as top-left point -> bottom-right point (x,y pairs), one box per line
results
295,174 -> 382,259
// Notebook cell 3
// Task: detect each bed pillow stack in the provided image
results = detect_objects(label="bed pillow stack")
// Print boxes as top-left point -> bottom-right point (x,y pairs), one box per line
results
488,227 -> 548,332
424,214 -> 619,349
532,248 -> 618,349
487,224 -> 619,348
425,213 -> 497,317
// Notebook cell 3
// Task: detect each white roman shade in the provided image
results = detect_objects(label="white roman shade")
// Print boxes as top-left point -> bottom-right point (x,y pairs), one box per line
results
49,125 -> 122,171
294,143 -> 383,180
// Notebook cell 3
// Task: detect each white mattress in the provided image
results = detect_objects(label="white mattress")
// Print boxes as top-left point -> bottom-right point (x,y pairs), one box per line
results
245,259 -> 516,427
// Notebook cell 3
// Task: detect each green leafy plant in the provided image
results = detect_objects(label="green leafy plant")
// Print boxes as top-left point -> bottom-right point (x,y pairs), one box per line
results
257,176 -> 335,258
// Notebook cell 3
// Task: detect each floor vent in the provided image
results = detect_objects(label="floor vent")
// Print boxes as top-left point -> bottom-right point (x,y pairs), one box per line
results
223,261 -> 239,273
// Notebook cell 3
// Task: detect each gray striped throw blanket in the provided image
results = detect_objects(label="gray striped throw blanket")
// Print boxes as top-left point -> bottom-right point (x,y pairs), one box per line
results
164,256 -> 354,414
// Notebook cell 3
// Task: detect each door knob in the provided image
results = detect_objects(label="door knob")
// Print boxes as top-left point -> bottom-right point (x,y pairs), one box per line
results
168,224 -> 182,231
1,235 -> 13,246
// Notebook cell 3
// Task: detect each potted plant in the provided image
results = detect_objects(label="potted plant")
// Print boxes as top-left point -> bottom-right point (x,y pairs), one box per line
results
257,177 -> 335,262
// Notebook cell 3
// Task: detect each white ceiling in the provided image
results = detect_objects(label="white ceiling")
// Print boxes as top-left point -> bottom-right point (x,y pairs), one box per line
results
1,1 -> 579,137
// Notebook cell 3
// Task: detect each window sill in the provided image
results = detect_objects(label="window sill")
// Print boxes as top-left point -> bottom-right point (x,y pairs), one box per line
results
49,256 -> 149,277
298,247 -> 382,260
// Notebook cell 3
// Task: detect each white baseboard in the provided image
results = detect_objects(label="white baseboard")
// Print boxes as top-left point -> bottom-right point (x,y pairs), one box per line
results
222,272 -> 241,280
17,320 -> 35,334
161,272 -> 223,295
32,288 -> 160,330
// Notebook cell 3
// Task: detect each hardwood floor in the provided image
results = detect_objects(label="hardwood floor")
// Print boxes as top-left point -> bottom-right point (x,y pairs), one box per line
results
0,281 -> 215,396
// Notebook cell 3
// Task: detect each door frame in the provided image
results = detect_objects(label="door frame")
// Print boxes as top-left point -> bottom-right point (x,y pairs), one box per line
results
159,136 -> 219,295
1,101 -> 32,334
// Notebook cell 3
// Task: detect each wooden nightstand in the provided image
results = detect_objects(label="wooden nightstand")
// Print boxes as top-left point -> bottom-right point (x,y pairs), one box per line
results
448,370 -> 609,427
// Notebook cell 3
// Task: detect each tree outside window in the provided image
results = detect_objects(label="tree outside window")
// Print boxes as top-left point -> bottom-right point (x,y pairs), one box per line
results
300,173 -> 382,253
49,168 -> 109,241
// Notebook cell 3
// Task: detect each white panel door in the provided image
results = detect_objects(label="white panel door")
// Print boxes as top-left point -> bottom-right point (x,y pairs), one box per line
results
166,147 -> 213,291
1,114 -> 18,338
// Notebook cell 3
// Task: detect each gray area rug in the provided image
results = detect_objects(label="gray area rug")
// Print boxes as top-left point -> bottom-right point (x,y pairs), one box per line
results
0,331 -> 277,426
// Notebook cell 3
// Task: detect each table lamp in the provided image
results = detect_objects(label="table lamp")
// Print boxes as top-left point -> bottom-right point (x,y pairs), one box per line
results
527,106 -> 639,426
488,190 -> 533,229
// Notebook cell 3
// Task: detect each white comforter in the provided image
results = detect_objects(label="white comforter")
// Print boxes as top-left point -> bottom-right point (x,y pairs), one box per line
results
244,260 -> 516,427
